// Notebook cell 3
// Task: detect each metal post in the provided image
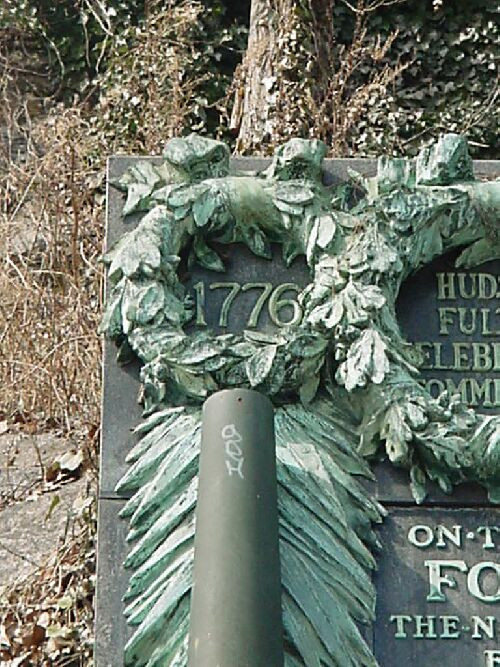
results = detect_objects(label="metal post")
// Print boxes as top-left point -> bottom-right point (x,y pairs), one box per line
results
188,388 -> 283,667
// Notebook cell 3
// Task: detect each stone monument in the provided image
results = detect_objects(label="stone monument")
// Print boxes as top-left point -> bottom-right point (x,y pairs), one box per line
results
96,134 -> 499,666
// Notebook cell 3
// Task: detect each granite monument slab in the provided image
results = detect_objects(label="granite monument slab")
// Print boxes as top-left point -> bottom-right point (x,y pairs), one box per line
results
96,136 -> 499,666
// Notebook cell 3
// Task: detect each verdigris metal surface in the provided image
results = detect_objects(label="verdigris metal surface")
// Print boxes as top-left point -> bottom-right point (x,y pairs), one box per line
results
100,151 -> 499,501
96,141 -> 499,667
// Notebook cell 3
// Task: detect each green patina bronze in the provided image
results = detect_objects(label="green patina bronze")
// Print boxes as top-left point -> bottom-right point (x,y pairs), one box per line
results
100,133 -> 500,667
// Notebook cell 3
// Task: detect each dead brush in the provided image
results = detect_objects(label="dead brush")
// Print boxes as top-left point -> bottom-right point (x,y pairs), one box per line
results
0,1 -> 216,435
0,106 -> 104,434
93,0 -> 211,154
0,2 -> 216,661
0,492 -> 96,665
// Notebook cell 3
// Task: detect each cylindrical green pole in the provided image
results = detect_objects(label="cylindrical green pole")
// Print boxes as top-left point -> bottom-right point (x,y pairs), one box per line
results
187,388 -> 283,667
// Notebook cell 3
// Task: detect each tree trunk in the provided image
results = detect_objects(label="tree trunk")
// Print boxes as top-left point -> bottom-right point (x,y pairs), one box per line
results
231,0 -> 407,156
231,0 -> 332,155
231,0 -> 278,153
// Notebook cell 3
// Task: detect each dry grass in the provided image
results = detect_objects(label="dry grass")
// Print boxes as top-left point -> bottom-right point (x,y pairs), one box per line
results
0,9 -> 105,658
0,2 -> 214,434
0,108 -> 104,433
0,2 -> 214,662
0,103 -> 103,665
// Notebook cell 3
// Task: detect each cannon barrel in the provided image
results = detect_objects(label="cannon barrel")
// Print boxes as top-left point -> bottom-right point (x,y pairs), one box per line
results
188,388 -> 283,667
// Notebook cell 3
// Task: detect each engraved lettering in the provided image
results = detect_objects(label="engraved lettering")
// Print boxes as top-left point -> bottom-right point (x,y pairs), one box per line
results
192,280 -> 303,329
482,308 -> 494,335
469,379 -> 494,408
408,525 -> 434,548
473,343 -> 493,371
390,614 -> 413,639
485,650 -> 500,667
439,307 -> 457,335
436,525 -> 462,549
268,283 -> 302,327
193,281 -> 207,326
477,526 -> 500,550
458,272 -> 477,299
414,342 -> 433,369
467,562 -> 500,603
433,342 -> 448,369
426,378 -> 446,398
427,272 -> 500,411
482,307 -> 500,336
472,616 -> 496,640
424,560 -> 468,602
478,273 -> 498,299
458,306 -> 477,334
387,614 -> 499,642
453,342 -> 471,371
241,282 -> 273,328
445,378 -> 469,404
437,272 -> 456,300
440,615 -> 461,639
210,282 -> 241,327
414,615 -> 438,639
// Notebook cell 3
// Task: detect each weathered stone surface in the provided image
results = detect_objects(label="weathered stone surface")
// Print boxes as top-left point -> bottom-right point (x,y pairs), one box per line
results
0,479 -> 86,585
99,351 -> 141,496
374,507 -> 499,666
94,498 -> 131,666
0,433 -> 87,588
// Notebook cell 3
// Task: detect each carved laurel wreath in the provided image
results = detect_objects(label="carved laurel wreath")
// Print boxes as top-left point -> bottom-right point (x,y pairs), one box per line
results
102,138 -> 337,409
100,133 -> 499,667
102,133 -> 499,502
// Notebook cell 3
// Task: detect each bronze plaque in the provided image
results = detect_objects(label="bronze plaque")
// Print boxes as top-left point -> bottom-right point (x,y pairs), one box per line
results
397,251 -> 500,414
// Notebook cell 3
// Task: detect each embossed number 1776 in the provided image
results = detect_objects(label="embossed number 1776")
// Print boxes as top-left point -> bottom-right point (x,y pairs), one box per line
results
193,281 -> 303,328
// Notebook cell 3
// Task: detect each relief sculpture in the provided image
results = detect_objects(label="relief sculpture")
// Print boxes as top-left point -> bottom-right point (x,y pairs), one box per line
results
100,133 -> 499,666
